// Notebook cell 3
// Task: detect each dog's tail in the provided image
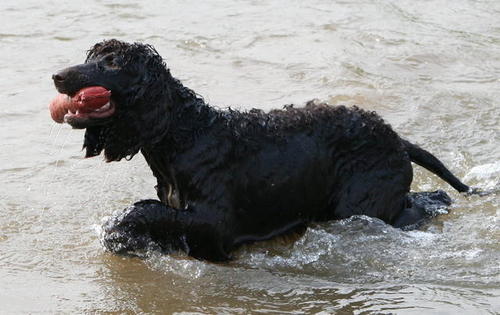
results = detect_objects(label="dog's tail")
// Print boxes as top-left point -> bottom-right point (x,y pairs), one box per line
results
402,139 -> 471,193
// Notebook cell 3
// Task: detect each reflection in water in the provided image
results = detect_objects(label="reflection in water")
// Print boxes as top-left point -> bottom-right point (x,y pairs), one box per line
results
0,0 -> 499,313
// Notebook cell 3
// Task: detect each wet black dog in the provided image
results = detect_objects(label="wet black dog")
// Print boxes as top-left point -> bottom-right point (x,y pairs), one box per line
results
52,39 -> 472,261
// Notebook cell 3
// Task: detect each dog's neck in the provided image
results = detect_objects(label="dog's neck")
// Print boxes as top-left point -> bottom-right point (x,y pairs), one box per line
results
142,73 -> 222,155
141,74 -> 222,207
161,74 -> 220,150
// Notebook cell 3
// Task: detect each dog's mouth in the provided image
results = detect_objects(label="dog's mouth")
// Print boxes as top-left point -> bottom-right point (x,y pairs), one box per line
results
49,86 -> 115,128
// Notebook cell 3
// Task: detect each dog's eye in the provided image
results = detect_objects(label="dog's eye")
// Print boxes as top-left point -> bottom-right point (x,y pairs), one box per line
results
103,54 -> 121,70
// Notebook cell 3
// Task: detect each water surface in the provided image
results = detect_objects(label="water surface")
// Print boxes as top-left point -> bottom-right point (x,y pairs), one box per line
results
0,0 -> 499,313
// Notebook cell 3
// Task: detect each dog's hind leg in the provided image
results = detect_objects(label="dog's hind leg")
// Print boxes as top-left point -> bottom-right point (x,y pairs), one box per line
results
392,190 -> 452,230
331,168 -> 412,224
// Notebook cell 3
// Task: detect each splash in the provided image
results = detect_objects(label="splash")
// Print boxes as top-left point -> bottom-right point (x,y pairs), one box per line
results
465,162 -> 500,190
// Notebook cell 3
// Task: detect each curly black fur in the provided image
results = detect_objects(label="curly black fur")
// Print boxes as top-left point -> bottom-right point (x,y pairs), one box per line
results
81,40 -> 177,161
52,39 -> 470,261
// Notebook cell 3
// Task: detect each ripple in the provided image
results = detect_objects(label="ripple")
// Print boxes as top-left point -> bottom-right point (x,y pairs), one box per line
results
1,0 -> 499,313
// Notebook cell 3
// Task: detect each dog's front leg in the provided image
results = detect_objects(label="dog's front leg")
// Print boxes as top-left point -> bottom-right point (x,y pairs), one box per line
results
101,199 -> 233,261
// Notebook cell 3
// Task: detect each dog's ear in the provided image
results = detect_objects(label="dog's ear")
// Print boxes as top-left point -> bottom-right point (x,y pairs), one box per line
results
83,126 -> 105,158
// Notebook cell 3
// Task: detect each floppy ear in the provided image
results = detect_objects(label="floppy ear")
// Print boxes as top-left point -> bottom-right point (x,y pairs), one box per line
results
83,126 -> 106,158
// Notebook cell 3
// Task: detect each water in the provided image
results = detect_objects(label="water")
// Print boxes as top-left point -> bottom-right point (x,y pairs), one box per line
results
1,0 -> 499,313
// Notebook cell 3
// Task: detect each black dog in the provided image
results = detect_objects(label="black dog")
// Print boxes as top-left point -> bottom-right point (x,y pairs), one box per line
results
51,39 -> 472,261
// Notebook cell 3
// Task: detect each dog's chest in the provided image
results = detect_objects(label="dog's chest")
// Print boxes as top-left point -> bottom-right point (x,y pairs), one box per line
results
143,151 -> 185,209
156,183 -> 182,209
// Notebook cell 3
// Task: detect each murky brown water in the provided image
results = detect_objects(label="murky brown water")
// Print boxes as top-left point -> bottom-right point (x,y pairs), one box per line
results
1,0 -> 499,313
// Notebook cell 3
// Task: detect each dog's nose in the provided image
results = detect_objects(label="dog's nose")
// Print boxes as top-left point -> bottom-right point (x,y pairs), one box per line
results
52,68 -> 74,83
52,72 -> 65,83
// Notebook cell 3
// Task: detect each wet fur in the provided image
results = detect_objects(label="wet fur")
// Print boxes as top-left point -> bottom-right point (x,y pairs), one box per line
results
53,40 -> 469,261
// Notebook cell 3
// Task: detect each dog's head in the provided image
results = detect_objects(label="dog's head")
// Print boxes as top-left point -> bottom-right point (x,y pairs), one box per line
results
50,39 -> 173,161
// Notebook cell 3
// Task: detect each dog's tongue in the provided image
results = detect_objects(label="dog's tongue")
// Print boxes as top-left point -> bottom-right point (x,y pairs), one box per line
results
49,86 -> 111,123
